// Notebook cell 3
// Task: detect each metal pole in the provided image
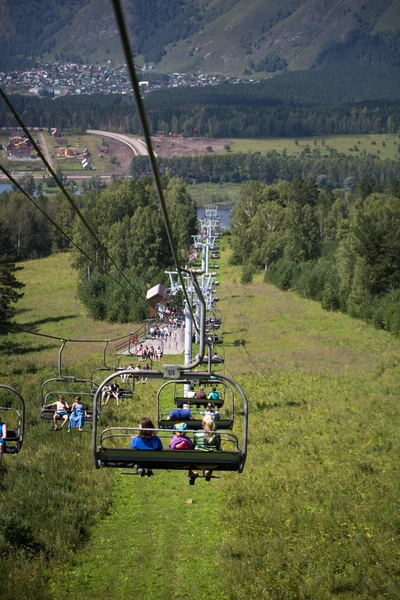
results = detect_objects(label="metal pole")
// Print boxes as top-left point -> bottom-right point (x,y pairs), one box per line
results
204,243 -> 209,274
184,285 -> 193,389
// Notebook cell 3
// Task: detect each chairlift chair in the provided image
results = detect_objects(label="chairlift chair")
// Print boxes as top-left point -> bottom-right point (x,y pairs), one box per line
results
92,370 -> 247,474
157,377 -> 234,430
40,373 -> 97,423
0,385 -> 25,454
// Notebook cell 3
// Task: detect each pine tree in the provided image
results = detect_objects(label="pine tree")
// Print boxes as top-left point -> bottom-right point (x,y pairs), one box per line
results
0,221 -> 25,335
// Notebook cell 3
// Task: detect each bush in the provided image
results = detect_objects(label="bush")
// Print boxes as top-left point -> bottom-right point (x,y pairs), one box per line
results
375,291 -> 400,337
241,265 -> 254,284
265,259 -> 295,290
0,515 -> 45,555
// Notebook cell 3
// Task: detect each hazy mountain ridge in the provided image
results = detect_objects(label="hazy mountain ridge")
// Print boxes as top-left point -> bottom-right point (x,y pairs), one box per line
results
1,0 -> 400,74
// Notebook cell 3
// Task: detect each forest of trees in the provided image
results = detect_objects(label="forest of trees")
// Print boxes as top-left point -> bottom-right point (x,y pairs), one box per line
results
128,0 -> 204,63
0,221 -> 25,334
2,67 -> 400,138
131,152 -> 400,189
0,0 -> 90,70
229,176 -> 400,337
314,31 -> 400,69
2,168 -> 400,334
0,177 -> 197,323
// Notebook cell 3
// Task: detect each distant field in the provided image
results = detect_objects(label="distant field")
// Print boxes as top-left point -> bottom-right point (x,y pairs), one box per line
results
229,133 -> 400,160
187,182 -> 241,206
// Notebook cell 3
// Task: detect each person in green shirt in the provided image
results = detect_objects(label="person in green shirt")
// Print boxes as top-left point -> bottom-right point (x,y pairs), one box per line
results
188,415 -> 221,485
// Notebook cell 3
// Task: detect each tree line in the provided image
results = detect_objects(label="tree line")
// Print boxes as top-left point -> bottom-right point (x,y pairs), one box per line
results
2,69 -> 400,138
229,176 -> 400,337
0,177 -> 197,325
131,151 -> 400,189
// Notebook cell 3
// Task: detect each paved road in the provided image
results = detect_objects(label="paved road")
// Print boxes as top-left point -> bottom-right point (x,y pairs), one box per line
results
86,130 -> 149,156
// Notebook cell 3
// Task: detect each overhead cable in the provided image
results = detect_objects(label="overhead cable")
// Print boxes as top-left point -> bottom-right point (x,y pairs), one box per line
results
0,164 -> 145,294
0,87 -> 150,306
11,323 -> 131,344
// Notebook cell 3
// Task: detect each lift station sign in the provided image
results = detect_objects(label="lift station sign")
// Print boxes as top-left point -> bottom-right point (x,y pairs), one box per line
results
163,365 -> 181,380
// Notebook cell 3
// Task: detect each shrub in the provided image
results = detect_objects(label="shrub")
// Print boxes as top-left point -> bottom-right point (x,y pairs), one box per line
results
241,265 -> 254,284
265,259 -> 295,290
0,515 -> 45,555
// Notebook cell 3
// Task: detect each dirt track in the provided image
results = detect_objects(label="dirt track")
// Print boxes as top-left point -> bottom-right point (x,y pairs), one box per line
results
86,132 -> 229,175
152,136 -> 231,158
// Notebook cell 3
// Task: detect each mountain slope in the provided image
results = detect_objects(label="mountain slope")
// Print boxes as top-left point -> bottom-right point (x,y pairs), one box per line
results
1,0 -> 399,74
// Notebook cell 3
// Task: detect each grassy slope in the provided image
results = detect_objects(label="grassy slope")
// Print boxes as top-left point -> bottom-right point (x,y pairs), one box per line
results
2,252 -> 138,372
40,244 -> 400,599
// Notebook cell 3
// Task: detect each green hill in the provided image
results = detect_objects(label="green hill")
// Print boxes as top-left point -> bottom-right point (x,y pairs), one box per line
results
1,0 -> 400,74
2,249 -> 400,599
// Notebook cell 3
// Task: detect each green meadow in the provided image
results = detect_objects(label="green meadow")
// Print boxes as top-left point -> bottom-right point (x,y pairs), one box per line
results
187,182 -> 241,206
1,246 -> 400,599
228,133 -> 400,160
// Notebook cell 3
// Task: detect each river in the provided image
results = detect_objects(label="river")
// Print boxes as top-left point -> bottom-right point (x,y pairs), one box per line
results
197,205 -> 233,229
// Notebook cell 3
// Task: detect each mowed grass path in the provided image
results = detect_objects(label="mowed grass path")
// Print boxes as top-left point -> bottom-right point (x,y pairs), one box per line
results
49,249 -> 400,599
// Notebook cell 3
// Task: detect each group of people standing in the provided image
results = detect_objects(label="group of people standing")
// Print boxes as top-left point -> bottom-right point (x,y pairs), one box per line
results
135,344 -> 162,362
149,325 -> 171,338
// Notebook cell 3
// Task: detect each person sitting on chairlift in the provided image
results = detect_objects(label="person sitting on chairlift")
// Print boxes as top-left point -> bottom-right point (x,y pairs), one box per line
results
0,415 -> 7,461
203,402 -> 221,420
141,363 -> 150,384
188,415 -> 221,485
101,384 -> 112,405
168,406 -> 194,421
169,422 -> 193,450
119,364 -> 126,384
208,387 -> 220,401
197,386 -> 207,400
68,396 -> 88,432
44,395 -> 70,431
130,417 -> 162,477
110,382 -> 120,405
184,385 -> 196,399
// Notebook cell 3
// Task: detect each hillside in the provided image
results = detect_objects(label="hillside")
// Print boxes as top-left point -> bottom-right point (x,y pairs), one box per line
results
2,251 -> 400,598
1,0 -> 400,75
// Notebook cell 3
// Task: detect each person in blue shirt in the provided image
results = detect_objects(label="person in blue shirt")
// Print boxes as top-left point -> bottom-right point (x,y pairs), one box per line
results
130,417 -> 162,477
207,387 -> 220,402
167,407 -> 194,421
